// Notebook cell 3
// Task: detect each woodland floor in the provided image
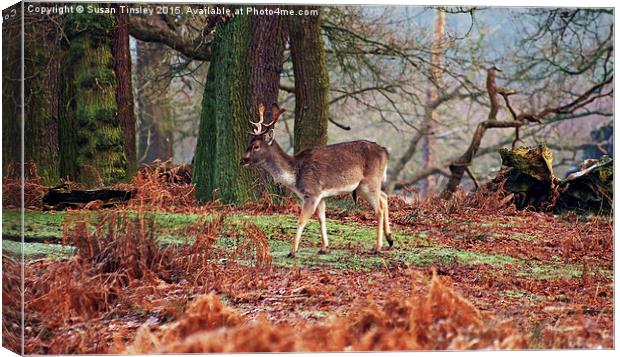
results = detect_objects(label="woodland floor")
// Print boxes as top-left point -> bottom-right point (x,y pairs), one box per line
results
1,181 -> 614,353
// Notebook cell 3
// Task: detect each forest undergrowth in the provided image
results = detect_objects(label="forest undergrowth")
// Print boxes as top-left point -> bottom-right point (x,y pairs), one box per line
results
2,163 -> 613,353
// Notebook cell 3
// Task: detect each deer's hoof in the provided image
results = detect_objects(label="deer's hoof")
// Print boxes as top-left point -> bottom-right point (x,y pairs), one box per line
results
386,233 -> 394,247
287,252 -> 296,259
318,247 -> 330,255
371,247 -> 382,255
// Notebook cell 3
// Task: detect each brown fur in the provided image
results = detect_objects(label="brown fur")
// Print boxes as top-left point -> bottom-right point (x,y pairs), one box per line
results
241,103 -> 393,257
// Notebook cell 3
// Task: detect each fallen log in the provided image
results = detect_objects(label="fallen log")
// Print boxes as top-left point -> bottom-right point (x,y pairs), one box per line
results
498,145 -> 559,210
42,185 -> 134,210
487,145 -> 612,215
556,156 -> 613,213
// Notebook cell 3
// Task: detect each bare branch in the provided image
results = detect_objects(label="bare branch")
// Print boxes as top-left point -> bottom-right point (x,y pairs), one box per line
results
129,14 -> 222,61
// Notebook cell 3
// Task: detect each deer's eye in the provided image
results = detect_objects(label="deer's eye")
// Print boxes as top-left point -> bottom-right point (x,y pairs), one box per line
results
252,146 -> 260,151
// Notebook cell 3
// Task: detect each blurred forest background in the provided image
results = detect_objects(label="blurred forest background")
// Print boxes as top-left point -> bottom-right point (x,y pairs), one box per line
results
2,4 -> 614,202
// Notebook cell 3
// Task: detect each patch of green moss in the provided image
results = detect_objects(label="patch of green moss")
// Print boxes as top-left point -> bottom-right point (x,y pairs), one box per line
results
393,247 -> 516,267
75,67 -> 116,89
518,262 -> 583,280
2,240 -> 74,259
500,144 -> 554,181
3,210 -> 66,240
266,239 -> 387,271
231,213 -> 429,249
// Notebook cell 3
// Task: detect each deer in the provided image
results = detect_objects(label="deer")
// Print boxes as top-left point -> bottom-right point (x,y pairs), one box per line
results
240,103 -> 393,258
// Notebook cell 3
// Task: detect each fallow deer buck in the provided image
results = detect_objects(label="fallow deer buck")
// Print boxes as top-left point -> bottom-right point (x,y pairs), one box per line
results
240,103 -> 393,257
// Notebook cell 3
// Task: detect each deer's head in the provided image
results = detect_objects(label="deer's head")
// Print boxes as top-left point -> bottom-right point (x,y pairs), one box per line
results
240,103 -> 285,167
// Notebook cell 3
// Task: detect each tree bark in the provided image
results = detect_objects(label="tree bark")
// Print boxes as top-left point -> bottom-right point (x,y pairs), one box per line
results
2,5 -> 23,178
249,10 -> 288,195
193,9 -> 287,203
23,14 -> 62,184
60,10 -> 127,186
443,67 -> 523,197
129,13 -> 215,61
193,15 -> 254,203
112,5 -> 137,176
135,41 -> 174,164
289,6 -> 329,153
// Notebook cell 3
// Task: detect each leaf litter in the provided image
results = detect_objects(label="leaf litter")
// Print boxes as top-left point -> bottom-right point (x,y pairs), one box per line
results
1,164 -> 613,353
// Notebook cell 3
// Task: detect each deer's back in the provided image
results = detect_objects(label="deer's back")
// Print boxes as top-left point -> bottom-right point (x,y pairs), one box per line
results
294,140 -> 388,195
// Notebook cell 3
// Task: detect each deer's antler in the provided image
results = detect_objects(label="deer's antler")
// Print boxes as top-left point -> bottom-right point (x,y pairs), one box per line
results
249,104 -> 269,135
249,103 -> 285,136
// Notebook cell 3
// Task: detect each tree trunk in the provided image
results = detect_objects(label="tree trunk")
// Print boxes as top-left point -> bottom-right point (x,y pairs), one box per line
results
111,5 -> 137,176
193,10 -> 286,203
22,13 -> 62,184
60,10 -> 127,186
2,7 -> 24,354
249,9 -> 288,196
2,5 -> 22,178
289,6 -> 329,154
421,9 -> 445,194
193,15 -> 253,203
135,41 -> 174,164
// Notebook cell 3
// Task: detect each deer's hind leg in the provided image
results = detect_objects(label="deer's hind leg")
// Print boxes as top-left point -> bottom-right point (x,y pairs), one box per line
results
289,196 -> 320,258
381,192 -> 393,247
358,183 -> 385,253
317,199 -> 329,254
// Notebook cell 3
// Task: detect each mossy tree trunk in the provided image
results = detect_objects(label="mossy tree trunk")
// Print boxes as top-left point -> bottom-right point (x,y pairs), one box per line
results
193,11 -> 286,203
2,5 -> 22,178
111,5 -> 137,176
60,10 -> 127,186
289,6 -> 329,154
193,16 -> 253,203
22,13 -> 62,184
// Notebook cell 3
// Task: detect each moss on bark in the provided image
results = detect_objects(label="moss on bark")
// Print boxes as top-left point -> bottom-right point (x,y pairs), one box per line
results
60,10 -> 127,185
193,16 -> 255,203
289,6 -> 329,153
23,14 -> 62,184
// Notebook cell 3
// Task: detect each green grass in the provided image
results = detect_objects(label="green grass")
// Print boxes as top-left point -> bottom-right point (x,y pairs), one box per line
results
3,210 -> 66,240
1,209 -> 607,280
2,239 -> 74,259
517,261 -> 583,280
393,247 -> 517,267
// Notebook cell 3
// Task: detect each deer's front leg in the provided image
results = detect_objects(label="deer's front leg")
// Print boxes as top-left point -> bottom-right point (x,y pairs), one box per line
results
317,199 -> 329,254
288,196 -> 320,258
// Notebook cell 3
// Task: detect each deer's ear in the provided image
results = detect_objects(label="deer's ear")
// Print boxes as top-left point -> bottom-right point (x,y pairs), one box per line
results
265,130 -> 275,145
271,103 -> 285,121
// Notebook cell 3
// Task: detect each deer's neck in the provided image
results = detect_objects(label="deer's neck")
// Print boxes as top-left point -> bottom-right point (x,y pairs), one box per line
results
262,141 -> 297,189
